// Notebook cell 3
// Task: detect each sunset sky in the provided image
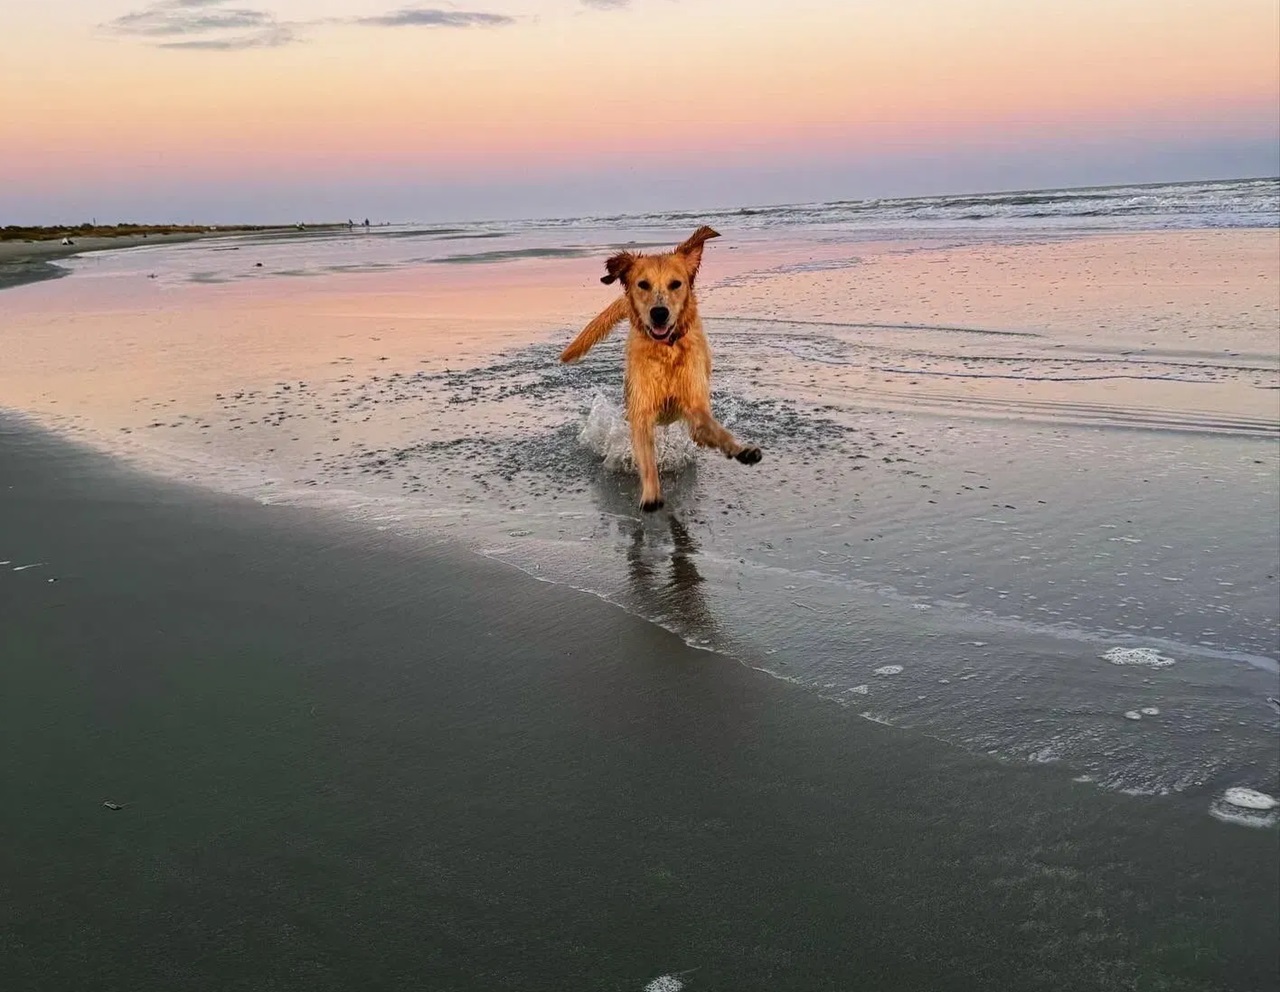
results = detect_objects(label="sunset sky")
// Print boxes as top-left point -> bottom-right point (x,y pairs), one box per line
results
3,0 -> 1277,223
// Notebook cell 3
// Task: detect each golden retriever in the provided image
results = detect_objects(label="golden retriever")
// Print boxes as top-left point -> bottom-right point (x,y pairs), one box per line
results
560,226 -> 761,511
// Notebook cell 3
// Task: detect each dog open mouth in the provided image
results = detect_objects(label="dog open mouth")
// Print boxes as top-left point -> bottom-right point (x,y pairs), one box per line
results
648,325 -> 673,341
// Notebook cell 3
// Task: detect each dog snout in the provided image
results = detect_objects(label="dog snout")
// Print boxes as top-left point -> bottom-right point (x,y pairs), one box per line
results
650,305 -> 670,327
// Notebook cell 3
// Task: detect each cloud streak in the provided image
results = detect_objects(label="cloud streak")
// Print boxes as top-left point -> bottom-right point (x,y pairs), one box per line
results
106,1 -> 516,51
158,25 -> 296,49
356,8 -> 515,28
107,0 -> 290,49
580,0 -> 631,9
113,7 -> 273,36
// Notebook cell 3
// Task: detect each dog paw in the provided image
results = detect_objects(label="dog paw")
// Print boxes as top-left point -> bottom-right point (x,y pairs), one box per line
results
640,498 -> 665,513
734,447 -> 763,465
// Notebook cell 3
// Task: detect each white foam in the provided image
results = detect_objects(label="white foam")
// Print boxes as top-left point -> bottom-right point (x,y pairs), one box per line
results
1209,805 -> 1278,829
577,392 -> 697,473
12,562 -> 47,572
1209,806 -> 1278,829
1221,787 -> 1277,811
1139,706 -> 1160,716
644,976 -> 685,992
1207,787 -> 1279,828
1102,646 -> 1176,669
873,665 -> 904,676
1123,711 -> 1142,721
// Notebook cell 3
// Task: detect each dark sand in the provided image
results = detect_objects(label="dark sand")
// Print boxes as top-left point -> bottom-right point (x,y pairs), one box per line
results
1,415 -> 1277,992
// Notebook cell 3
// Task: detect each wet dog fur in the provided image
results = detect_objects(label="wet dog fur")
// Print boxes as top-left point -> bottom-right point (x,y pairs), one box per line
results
560,226 -> 761,511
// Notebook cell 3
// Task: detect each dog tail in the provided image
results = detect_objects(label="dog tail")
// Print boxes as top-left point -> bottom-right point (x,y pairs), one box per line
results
560,296 -> 629,364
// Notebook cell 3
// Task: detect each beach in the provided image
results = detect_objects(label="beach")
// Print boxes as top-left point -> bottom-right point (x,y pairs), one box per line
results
3,415 -> 1277,992
2,179 -> 1278,989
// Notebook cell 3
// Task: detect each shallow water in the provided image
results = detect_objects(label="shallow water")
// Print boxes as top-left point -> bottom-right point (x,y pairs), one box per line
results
2,191 -> 1278,809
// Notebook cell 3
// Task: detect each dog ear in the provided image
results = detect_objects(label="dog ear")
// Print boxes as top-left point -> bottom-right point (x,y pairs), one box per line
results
601,251 -> 636,285
674,225 -> 721,280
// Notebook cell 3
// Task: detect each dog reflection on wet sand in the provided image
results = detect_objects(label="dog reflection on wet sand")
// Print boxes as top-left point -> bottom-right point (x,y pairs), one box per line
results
626,515 -> 718,643
590,466 -> 719,643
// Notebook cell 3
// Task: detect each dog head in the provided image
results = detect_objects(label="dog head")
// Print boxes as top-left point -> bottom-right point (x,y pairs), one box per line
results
600,225 -> 720,343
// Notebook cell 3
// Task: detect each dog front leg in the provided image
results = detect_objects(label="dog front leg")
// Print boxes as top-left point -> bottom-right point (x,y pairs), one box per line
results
629,415 -> 664,511
686,408 -> 762,465
560,296 -> 629,364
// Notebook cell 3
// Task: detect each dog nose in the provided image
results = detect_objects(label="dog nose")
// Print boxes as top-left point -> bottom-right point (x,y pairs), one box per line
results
650,306 -> 670,327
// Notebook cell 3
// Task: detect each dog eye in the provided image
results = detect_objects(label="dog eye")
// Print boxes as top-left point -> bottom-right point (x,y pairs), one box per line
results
637,280 -> 651,291
668,280 -> 682,291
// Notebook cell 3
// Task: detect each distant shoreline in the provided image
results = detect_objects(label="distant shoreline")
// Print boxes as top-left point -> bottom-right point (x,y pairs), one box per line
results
0,224 -> 344,292
0,222 -> 292,242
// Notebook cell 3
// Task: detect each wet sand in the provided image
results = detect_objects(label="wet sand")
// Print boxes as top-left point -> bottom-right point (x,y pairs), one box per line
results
0,234 -> 223,291
0,227 -> 320,291
1,228 -> 1277,799
2,415 -> 1277,991
1,230 -> 1275,436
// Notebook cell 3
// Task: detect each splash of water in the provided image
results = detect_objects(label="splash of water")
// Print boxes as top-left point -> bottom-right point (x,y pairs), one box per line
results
576,392 -> 698,473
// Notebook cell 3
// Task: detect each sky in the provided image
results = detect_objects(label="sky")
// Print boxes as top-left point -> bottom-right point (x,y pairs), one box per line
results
2,0 -> 1277,224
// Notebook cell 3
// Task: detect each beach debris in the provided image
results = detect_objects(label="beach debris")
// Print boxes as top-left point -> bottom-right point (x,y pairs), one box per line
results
101,801 -> 128,811
1101,646 -> 1176,669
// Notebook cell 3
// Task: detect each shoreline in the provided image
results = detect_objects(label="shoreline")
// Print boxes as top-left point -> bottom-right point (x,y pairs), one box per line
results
2,414 -> 1277,990
0,231 -> 239,292
0,225 -> 347,292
